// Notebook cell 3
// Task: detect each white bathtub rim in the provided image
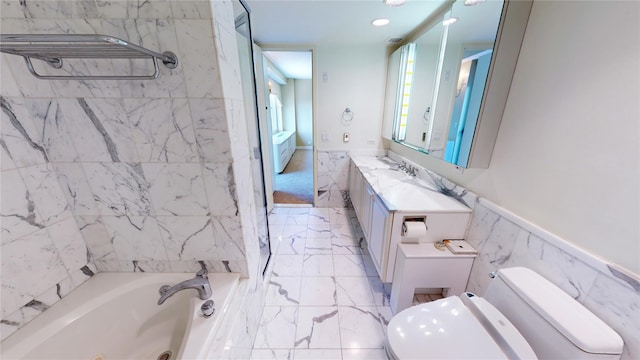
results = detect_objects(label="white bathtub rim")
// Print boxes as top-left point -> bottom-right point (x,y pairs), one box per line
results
1,272 -> 240,359
177,273 -> 240,360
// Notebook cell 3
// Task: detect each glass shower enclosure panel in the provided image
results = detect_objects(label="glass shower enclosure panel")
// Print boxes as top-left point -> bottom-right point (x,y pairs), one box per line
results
233,0 -> 271,275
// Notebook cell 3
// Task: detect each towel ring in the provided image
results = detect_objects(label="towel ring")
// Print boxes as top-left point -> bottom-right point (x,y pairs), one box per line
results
341,107 -> 354,125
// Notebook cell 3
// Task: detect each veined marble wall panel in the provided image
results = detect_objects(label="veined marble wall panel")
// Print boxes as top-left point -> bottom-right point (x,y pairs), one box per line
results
317,150 -> 351,207
1,0 -> 257,339
206,1 -> 267,357
465,199 -> 640,360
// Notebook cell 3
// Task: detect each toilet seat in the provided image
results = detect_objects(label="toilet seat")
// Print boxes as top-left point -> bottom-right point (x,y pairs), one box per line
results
385,295 -> 537,359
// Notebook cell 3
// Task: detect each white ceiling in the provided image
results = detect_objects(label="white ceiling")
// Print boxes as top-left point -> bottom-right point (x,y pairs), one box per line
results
244,0 -> 447,78
244,0 -> 446,45
263,50 -> 313,79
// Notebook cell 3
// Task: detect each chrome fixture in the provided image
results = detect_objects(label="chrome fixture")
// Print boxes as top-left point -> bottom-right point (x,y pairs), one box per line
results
201,300 -> 215,318
0,34 -> 178,80
396,161 -> 417,177
157,269 -> 212,305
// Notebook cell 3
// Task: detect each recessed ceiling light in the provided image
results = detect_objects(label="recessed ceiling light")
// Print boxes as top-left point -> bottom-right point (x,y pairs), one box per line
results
384,0 -> 407,6
464,0 -> 486,5
372,18 -> 390,26
442,17 -> 458,26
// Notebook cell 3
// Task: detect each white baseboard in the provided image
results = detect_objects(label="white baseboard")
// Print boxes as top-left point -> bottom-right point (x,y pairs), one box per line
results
296,146 -> 312,150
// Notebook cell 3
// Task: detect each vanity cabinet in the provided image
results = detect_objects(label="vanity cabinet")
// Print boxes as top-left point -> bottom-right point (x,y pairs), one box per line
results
349,157 -> 472,283
272,130 -> 296,173
369,193 -> 392,276
350,163 -> 393,279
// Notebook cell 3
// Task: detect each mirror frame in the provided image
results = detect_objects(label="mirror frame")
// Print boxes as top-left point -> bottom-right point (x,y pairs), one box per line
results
382,0 -> 533,168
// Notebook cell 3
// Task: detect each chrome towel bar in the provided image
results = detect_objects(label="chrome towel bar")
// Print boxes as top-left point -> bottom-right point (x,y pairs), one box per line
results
0,34 -> 178,80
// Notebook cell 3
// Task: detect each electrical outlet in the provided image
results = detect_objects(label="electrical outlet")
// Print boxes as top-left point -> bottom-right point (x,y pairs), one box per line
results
321,133 -> 329,142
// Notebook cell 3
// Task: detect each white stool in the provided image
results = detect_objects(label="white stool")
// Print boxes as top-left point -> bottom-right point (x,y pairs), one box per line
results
390,243 -> 476,314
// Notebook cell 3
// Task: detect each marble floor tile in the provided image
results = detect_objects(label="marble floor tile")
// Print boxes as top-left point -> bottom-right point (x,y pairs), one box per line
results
368,277 -> 391,307
281,224 -> 308,241
307,223 -> 332,239
361,255 -> 379,276
305,238 -> 333,255
328,208 -> 351,225
265,276 -> 302,306
268,213 -> 288,225
338,306 -> 386,349
302,254 -> 335,276
299,277 -> 337,306
286,214 -> 309,226
294,349 -> 342,359
288,208 -> 310,216
331,236 -> 363,255
277,237 -> 306,255
295,306 -> 341,349
253,306 -> 298,349
255,207 -> 452,358
375,305 -> 394,329
333,255 -> 369,277
272,255 -> 304,277
342,348 -> 389,360
308,208 -> 330,225
335,276 -> 376,306
250,349 -> 294,359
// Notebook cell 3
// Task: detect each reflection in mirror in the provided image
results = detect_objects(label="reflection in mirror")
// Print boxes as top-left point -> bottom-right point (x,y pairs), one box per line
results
389,17 -> 444,149
429,0 -> 503,166
390,0 -> 504,168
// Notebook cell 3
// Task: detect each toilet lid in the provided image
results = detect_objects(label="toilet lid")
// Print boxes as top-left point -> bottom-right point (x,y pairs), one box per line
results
387,297 -> 521,359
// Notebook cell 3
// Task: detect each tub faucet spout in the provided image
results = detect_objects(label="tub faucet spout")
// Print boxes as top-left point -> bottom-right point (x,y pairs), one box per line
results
157,269 -> 212,305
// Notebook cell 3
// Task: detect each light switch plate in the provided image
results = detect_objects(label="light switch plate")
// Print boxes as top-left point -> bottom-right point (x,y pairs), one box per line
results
343,133 -> 350,142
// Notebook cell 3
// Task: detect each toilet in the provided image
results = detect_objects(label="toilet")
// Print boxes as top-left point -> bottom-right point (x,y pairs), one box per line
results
385,267 -> 624,359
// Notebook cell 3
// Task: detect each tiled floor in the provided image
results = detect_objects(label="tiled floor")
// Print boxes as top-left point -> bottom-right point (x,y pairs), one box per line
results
251,207 -> 393,359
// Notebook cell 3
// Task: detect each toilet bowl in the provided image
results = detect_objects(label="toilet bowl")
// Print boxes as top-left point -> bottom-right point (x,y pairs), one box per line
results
384,267 -> 624,360
385,293 -> 536,359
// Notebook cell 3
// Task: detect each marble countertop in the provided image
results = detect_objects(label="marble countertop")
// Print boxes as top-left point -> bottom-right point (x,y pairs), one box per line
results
351,156 -> 471,213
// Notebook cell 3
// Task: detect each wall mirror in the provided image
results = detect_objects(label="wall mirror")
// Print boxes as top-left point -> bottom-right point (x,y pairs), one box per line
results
383,0 -> 532,168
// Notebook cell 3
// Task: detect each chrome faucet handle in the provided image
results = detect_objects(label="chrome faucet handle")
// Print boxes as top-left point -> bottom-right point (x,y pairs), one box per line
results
196,268 -> 208,279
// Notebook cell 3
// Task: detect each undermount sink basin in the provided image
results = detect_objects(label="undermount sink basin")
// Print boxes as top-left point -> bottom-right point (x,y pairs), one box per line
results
375,168 -> 412,180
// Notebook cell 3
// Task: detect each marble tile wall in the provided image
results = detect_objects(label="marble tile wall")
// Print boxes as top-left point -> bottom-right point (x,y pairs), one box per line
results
465,199 -> 639,360
316,150 -> 351,207
1,0 -> 264,342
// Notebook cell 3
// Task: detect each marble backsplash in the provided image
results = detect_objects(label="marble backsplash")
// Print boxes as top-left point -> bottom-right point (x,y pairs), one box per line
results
0,0 -> 263,342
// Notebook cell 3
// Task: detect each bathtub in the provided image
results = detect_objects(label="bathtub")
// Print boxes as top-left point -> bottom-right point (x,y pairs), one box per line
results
1,272 -> 239,360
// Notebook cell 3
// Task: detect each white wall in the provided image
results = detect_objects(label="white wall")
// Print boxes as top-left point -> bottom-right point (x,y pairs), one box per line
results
315,44 -> 387,153
294,79 -> 313,146
391,0 -> 640,274
281,81 -> 296,131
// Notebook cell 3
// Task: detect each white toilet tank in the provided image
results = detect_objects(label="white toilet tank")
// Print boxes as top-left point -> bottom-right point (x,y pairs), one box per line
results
484,267 -> 623,360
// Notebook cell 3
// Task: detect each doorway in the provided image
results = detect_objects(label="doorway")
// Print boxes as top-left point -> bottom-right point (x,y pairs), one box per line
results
260,50 -> 314,206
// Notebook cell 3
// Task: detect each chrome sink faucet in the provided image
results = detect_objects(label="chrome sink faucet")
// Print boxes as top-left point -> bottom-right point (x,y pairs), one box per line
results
157,269 -> 212,305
